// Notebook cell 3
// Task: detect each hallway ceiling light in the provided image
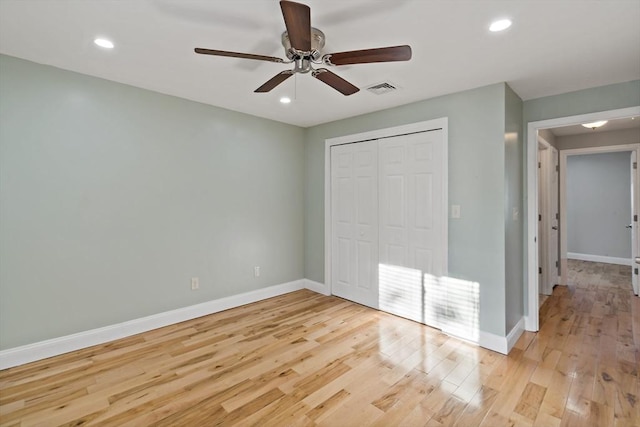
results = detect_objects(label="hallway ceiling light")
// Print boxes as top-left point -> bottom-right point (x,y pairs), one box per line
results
489,19 -> 512,32
581,120 -> 608,130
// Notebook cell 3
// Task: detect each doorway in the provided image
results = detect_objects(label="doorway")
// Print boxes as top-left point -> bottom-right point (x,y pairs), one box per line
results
561,146 -> 636,276
525,106 -> 640,331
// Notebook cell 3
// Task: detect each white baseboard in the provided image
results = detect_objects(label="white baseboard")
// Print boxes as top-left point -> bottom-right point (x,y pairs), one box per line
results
0,280 -> 306,370
567,252 -> 631,266
478,331 -> 508,355
506,318 -> 525,353
303,279 -> 329,295
0,279 -> 525,368
477,318 -> 524,355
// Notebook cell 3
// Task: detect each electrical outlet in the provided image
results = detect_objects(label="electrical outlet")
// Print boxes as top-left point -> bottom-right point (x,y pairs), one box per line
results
254,266 -> 260,277
191,277 -> 199,290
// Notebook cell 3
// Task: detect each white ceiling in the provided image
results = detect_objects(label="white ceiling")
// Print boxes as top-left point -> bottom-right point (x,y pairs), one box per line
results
1,0 -> 639,128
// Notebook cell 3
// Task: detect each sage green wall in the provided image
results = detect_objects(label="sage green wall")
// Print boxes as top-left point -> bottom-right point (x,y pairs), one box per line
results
524,80 -> 640,124
0,55 -> 305,350
7,52 -> 632,351
522,80 -> 640,319
504,85 -> 524,333
304,83 -> 509,336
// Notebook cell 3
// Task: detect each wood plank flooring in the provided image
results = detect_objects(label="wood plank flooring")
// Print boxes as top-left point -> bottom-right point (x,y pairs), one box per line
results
1,260 -> 638,426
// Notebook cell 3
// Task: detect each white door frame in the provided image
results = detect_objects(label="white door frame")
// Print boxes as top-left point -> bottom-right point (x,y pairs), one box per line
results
525,106 -> 640,331
324,118 -> 448,298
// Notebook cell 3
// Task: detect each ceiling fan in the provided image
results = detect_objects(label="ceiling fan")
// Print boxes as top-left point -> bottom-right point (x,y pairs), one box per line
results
194,0 -> 412,96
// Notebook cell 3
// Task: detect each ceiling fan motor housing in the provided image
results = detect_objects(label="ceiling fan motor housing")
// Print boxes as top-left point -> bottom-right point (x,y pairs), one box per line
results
282,27 -> 325,62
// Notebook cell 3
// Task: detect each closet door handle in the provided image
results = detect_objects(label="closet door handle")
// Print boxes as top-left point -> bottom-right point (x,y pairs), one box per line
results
626,224 -> 633,229
551,226 -> 558,230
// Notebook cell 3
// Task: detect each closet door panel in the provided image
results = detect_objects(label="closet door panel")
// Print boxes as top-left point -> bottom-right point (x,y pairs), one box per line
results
379,130 -> 445,326
330,141 -> 378,308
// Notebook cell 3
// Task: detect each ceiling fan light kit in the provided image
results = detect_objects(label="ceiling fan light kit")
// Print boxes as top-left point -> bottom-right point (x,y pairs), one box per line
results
195,0 -> 412,96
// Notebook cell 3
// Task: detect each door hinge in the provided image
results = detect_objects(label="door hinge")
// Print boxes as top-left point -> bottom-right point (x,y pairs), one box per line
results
539,267 -> 542,274
635,214 -> 638,222
635,268 -> 638,275
555,261 -> 559,268
634,162 -> 637,170
538,162 -> 541,169
538,214 -> 542,221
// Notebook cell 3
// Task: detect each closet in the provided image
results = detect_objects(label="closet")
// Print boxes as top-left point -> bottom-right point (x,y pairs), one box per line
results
329,125 -> 447,327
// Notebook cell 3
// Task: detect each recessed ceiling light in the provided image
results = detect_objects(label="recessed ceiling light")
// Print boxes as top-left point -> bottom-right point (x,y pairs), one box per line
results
94,38 -> 114,49
581,120 -> 608,129
280,97 -> 291,104
489,19 -> 512,32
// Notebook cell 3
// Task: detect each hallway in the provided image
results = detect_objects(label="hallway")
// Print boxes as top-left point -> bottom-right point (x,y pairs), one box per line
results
525,259 -> 638,426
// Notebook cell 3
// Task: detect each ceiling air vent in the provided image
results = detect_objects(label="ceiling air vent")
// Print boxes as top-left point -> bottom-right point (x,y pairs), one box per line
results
366,82 -> 398,95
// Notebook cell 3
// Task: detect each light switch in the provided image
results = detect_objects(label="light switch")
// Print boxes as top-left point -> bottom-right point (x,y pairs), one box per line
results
451,205 -> 461,218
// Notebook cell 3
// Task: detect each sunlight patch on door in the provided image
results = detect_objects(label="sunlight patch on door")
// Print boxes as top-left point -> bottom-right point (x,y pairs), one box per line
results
379,264 -> 423,323
379,264 -> 480,343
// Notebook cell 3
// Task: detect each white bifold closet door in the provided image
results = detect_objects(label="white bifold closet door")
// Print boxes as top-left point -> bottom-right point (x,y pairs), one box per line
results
330,140 -> 379,308
330,130 -> 446,327
378,131 -> 446,326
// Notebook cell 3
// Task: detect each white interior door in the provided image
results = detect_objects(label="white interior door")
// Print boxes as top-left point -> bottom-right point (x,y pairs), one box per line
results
548,147 -> 559,290
631,151 -> 638,295
378,130 -> 445,326
330,141 -> 379,308
537,139 -> 557,296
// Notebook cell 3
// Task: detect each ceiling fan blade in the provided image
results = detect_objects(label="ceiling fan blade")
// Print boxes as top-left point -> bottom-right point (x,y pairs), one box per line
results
325,45 -> 412,66
194,48 -> 284,63
254,70 -> 294,93
280,1 -> 311,51
312,68 -> 359,96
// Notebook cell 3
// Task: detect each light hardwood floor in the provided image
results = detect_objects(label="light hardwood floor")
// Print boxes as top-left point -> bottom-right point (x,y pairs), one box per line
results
1,260 -> 638,426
